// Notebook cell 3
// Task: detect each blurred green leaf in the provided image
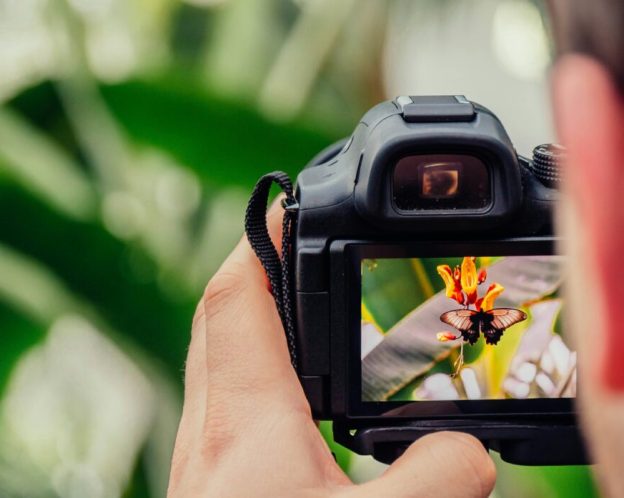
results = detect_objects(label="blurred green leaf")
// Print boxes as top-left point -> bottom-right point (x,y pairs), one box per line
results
100,77 -> 343,186
0,108 -> 95,220
539,466 -> 600,498
8,77 -> 345,188
495,458 -> 600,498
362,259 -> 436,332
0,179 -> 194,374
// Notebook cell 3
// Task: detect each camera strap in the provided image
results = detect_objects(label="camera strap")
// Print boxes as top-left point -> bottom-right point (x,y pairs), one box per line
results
245,171 -> 298,369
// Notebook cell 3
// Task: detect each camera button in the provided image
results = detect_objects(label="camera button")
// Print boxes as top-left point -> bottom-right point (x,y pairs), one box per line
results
396,95 -> 476,123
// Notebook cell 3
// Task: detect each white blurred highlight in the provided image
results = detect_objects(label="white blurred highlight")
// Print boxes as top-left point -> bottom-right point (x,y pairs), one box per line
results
416,373 -> 459,400
361,322 -> 384,359
491,0 -> 550,82
460,368 -> 482,400
0,315 -> 155,497
515,362 -> 537,384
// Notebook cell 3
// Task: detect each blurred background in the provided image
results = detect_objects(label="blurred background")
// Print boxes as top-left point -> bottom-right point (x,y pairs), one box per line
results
0,0 -> 598,496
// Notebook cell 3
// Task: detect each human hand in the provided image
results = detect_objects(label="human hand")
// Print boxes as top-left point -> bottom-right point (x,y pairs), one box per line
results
167,200 -> 496,498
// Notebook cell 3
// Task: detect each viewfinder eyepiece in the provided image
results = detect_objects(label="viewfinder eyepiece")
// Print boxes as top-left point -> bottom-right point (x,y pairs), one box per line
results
392,154 -> 490,211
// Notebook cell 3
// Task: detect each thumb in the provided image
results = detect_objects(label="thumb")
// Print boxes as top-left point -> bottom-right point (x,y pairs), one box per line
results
353,432 -> 496,498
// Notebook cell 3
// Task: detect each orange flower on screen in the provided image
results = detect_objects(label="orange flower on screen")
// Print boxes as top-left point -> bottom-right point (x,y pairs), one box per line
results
437,257 -> 505,312
437,258 -> 505,310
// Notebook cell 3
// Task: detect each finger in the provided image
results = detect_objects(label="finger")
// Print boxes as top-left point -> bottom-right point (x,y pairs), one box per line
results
200,195 -> 309,445
181,194 -> 288,399
171,196 -> 290,477
183,194 -> 286,382
352,432 -> 496,498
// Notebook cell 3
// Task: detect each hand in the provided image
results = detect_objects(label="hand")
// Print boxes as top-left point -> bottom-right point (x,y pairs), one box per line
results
167,200 -> 496,498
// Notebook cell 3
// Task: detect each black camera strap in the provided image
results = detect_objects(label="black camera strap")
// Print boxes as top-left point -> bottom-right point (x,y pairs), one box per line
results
245,172 -> 298,369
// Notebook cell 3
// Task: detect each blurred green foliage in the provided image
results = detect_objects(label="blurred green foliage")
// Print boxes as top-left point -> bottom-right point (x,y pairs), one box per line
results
2,78 -> 337,378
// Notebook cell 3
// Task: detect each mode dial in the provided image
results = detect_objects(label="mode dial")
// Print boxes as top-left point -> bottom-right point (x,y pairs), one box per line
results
531,143 -> 565,188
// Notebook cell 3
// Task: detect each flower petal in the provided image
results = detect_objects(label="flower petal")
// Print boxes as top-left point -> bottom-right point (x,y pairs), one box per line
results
479,282 -> 505,311
478,268 -> 487,284
461,256 -> 478,304
454,291 -> 465,305
437,331 -> 459,342
436,265 -> 456,299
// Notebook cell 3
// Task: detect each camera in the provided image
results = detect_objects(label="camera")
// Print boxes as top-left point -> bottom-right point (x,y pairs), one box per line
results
246,96 -> 586,465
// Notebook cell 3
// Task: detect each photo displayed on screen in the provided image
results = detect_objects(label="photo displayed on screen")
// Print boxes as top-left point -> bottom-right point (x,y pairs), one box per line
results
360,256 -> 575,402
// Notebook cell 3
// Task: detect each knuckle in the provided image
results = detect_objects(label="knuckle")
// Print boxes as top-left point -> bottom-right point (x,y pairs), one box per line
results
202,266 -> 247,317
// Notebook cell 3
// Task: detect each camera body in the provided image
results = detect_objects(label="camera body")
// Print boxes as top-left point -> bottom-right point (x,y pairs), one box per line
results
290,96 -> 585,465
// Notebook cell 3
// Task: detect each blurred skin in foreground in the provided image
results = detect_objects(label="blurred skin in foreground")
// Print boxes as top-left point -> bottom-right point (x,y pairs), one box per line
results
555,54 -> 624,498
166,200 -> 496,498
550,0 -> 624,496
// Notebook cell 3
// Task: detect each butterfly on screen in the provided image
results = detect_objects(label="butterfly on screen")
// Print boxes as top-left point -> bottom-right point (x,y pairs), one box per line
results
440,308 -> 527,346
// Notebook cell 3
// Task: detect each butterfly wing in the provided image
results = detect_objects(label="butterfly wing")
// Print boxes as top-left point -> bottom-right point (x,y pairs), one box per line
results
488,308 -> 527,329
482,308 -> 528,345
440,309 -> 480,345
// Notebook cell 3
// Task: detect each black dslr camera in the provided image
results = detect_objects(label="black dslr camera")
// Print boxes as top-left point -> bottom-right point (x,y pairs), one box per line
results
245,96 -> 586,466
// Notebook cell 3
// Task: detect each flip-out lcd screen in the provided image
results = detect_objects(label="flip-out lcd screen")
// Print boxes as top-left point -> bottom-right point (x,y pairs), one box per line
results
361,256 -> 574,402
